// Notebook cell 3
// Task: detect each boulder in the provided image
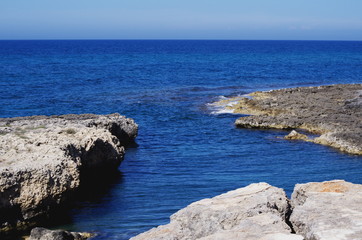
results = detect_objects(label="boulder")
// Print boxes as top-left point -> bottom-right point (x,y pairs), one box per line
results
290,180 -> 362,240
0,113 -> 138,232
131,183 -> 303,240
284,130 -> 309,140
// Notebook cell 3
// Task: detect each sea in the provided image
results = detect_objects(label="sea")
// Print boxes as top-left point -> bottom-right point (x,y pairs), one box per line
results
0,40 -> 361,239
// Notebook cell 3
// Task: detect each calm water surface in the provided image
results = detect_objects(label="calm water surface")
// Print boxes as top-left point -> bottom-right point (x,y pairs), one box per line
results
0,40 -> 361,239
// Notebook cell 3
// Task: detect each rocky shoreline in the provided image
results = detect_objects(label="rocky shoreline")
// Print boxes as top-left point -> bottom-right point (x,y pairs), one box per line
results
131,180 -> 362,240
1,84 -> 361,239
0,113 -> 138,235
215,84 -> 362,155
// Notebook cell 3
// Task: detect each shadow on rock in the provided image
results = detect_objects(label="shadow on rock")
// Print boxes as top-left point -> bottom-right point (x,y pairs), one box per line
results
0,170 -> 124,240
76,168 -> 124,202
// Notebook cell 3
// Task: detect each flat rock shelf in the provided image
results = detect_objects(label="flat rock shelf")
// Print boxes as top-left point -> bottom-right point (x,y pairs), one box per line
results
216,84 -> 362,155
0,113 -> 138,234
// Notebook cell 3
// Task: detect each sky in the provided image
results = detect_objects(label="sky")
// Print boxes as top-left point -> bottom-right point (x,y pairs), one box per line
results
1,0 -> 362,40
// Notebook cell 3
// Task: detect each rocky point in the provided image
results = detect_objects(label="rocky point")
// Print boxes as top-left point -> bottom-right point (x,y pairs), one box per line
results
215,84 -> 362,155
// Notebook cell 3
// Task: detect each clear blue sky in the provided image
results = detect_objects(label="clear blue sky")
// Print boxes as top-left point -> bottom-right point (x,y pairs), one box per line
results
1,0 -> 361,40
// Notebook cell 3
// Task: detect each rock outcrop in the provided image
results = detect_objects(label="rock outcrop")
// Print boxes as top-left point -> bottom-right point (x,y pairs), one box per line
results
216,84 -> 362,155
131,183 -> 304,240
28,227 -> 93,240
132,180 -> 362,240
0,113 -> 138,232
290,180 -> 362,240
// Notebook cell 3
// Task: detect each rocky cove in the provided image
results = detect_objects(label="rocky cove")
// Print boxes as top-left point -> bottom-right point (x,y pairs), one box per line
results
0,84 -> 361,240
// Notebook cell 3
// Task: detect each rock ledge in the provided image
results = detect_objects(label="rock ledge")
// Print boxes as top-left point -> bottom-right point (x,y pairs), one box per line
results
0,113 -> 138,232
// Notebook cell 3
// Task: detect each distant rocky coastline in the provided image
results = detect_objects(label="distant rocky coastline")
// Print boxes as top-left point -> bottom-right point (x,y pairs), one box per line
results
215,84 -> 362,155
0,113 -> 138,235
131,180 -> 362,240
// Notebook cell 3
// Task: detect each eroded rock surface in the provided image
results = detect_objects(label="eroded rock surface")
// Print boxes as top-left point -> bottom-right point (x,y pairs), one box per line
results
220,84 -> 361,154
290,180 -> 362,240
0,113 -> 138,232
131,183 -> 303,240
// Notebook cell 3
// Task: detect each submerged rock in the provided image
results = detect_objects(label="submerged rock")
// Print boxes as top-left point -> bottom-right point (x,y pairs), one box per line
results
224,84 -> 362,155
290,180 -> 362,240
131,183 -> 303,240
0,113 -> 138,232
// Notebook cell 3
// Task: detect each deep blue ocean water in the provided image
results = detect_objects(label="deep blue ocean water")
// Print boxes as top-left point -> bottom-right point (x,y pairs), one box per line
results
0,40 -> 361,239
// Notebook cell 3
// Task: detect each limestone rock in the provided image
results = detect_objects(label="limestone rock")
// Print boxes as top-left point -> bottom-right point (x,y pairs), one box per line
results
290,180 -> 362,240
131,183 -> 303,240
313,131 -> 362,156
284,130 -> 309,140
132,180 -> 362,240
0,113 -> 138,232
28,227 -> 93,240
227,84 -> 362,155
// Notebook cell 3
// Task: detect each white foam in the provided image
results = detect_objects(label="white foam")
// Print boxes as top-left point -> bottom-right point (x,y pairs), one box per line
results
207,95 -> 245,115
210,108 -> 235,115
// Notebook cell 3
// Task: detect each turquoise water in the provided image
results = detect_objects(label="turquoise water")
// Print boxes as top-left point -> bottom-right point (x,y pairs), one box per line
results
0,40 -> 361,239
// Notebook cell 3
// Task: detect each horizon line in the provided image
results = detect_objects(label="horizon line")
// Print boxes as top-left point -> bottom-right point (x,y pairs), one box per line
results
0,38 -> 362,42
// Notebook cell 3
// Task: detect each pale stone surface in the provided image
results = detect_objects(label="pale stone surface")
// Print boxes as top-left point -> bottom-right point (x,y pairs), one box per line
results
0,113 -> 138,232
284,130 -> 309,140
132,180 -> 362,240
201,231 -> 304,240
290,180 -> 362,240
131,183 -> 304,240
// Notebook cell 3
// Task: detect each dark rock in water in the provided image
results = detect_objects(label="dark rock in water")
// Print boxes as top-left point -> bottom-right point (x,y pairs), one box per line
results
29,228 -> 74,240
222,84 -> 362,154
0,113 -> 138,233
28,227 -> 93,240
